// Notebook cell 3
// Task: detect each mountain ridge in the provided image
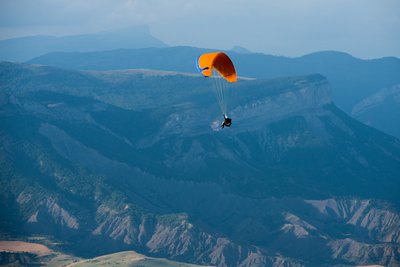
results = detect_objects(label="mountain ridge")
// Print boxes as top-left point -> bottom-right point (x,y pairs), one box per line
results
352,84 -> 400,139
27,46 -> 400,114
1,62 -> 400,266
0,25 -> 167,62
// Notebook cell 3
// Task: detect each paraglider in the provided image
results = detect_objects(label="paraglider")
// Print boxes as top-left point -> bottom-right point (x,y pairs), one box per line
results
196,52 -> 237,128
221,114 -> 232,128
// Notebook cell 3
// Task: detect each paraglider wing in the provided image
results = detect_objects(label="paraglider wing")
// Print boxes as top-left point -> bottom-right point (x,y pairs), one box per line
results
196,52 -> 237,117
196,52 -> 237,82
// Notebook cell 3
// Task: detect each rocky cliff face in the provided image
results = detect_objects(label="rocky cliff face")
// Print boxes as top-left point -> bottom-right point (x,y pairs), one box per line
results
1,62 -> 399,266
352,84 -> 400,139
231,76 -> 332,127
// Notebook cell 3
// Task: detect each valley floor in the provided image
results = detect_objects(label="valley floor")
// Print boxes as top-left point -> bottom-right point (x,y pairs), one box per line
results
0,239 -> 210,267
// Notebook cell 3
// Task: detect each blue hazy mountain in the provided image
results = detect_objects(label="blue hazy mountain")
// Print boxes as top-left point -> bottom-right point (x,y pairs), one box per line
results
28,47 -> 400,114
230,45 -> 252,54
0,25 -> 167,62
1,62 -> 400,266
352,84 -> 400,139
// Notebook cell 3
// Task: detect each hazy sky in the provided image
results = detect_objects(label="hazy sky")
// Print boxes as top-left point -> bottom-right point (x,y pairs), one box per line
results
1,0 -> 399,58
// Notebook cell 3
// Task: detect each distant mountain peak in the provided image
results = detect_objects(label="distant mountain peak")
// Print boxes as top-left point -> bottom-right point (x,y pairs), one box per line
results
231,45 -> 252,54
300,50 -> 356,60
0,25 -> 167,62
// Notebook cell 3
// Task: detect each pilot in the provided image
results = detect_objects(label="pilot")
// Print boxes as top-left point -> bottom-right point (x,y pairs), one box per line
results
221,114 -> 232,128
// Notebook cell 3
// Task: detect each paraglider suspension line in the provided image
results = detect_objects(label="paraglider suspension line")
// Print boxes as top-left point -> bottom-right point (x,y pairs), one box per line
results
212,69 -> 228,115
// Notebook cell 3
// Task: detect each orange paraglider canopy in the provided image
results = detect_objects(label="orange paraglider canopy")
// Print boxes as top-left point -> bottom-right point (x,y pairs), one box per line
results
196,52 -> 237,82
